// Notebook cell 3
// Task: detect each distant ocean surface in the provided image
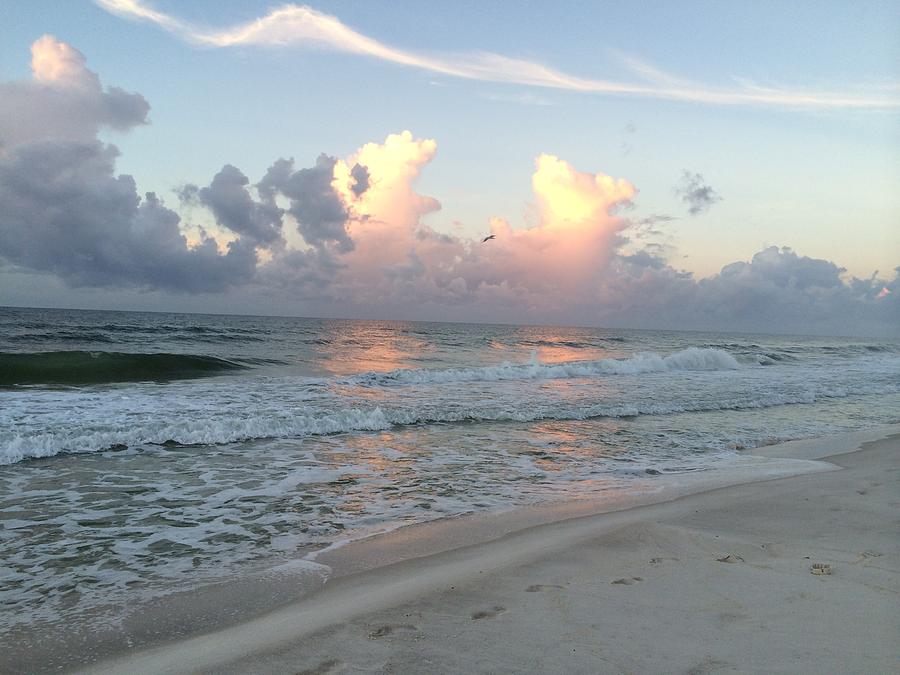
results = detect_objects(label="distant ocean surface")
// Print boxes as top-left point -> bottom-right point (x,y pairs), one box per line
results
2,306 -> 899,630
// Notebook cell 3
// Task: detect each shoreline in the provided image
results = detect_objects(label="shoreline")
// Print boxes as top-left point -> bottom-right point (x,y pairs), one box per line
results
47,423 -> 898,675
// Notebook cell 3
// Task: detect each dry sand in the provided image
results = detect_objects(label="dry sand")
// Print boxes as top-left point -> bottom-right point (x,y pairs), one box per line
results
72,425 -> 900,675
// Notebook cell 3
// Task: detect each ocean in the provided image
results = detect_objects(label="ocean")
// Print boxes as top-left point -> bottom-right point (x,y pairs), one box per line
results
1,306 -> 898,632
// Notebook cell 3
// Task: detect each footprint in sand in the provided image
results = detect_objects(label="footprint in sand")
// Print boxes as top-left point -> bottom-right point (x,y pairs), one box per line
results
760,543 -> 781,555
367,623 -> 418,639
851,550 -> 882,564
611,577 -> 643,585
685,657 -> 734,674
525,584 -> 564,592
471,606 -> 506,620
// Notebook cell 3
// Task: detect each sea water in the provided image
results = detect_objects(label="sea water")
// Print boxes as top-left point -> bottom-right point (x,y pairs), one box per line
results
1,306 -> 898,630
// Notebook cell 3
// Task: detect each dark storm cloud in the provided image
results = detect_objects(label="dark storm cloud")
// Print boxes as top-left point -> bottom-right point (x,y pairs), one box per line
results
619,250 -> 668,270
256,247 -> 345,301
257,158 -> 294,206
598,246 -> 899,335
717,245 -> 845,290
350,162 -> 370,197
188,164 -> 284,245
0,36 -> 257,293
674,171 -> 721,216
0,36 -> 371,293
258,154 -> 356,252
0,140 -> 257,292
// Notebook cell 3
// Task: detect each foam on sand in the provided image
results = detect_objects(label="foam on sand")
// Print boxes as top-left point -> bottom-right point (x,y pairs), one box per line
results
67,424 -> 900,675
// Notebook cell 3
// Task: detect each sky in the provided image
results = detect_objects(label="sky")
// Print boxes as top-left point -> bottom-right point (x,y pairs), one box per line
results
0,0 -> 898,335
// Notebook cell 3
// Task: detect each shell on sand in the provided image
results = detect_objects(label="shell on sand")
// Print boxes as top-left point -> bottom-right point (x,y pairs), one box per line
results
810,563 -> 832,575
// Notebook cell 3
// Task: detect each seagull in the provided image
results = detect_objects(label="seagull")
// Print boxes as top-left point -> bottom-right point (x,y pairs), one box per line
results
481,234 -> 496,243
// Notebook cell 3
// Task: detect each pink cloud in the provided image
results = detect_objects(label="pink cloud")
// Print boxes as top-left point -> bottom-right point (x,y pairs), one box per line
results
316,133 -> 635,315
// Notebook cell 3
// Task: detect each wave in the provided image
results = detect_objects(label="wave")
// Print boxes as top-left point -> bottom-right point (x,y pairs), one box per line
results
520,339 -> 597,349
8,331 -> 117,343
7,326 -> 270,345
3,381 -> 897,465
352,348 -> 741,386
0,351 -> 246,386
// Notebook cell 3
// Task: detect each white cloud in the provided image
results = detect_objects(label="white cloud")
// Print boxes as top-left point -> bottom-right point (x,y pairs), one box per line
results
95,0 -> 900,111
0,35 -> 149,150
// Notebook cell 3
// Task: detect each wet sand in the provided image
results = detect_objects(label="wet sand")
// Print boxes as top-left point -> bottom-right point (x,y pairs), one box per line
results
74,425 -> 899,675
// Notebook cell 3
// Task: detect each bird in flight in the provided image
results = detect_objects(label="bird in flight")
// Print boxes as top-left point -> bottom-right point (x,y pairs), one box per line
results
481,234 -> 496,243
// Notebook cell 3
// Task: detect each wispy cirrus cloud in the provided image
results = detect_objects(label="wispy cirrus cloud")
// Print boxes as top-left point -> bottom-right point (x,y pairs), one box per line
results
95,0 -> 899,111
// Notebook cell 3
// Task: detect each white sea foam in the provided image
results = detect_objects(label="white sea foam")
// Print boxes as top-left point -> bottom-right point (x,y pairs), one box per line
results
3,347 -> 898,465
0,406 -> 394,464
353,347 -> 741,385
2,374 -> 898,464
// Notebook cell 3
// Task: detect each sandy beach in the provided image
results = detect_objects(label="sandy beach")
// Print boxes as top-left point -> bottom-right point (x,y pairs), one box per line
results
3,3 -> 898,672
57,425 -> 897,675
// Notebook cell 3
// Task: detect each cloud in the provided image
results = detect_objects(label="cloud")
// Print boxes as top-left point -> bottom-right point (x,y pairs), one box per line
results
636,214 -> 676,226
596,246 -> 899,335
675,171 -> 721,216
0,35 -> 149,150
0,37 -> 259,292
94,0 -> 899,111
1,36 -> 896,335
349,163 -> 370,197
0,36 -> 368,292
259,154 -> 359,253
477,153 -> 635,303
325,139 -> 636,314
184,164 -> 284,246
290,133 -> 896,335
0,140 -> 258,291
326,131 -> 443,302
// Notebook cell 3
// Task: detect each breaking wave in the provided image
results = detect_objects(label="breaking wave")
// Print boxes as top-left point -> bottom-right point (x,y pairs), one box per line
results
4,378 -> 894,465
0,351 -> 246,386
353,347 -> 742,385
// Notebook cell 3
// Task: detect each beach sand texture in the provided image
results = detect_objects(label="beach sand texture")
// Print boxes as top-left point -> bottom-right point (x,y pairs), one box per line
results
76,428 -> 899,675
